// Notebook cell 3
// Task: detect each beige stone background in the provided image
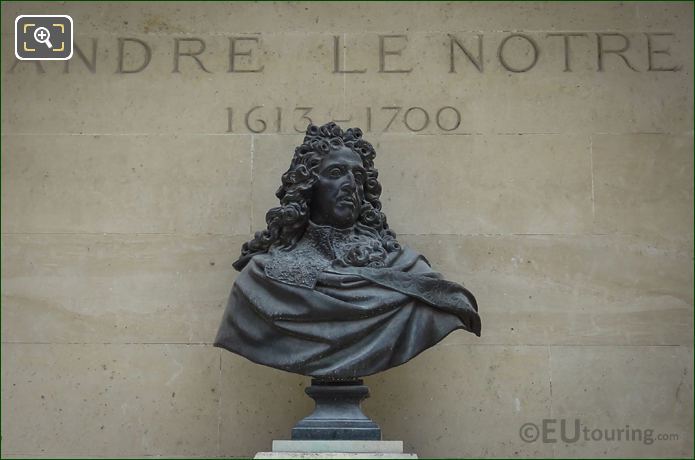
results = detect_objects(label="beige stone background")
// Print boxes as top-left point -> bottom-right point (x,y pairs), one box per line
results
1,1 -> 693,458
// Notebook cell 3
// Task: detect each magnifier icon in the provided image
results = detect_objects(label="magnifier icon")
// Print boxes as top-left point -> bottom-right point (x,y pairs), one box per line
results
33,26 -> 53,48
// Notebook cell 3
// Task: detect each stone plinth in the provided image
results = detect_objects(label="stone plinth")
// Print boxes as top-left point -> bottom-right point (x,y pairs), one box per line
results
254,440 -> 418,459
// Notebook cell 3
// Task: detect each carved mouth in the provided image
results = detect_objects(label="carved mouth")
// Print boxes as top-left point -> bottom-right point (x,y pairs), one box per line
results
337,195 -> 357,207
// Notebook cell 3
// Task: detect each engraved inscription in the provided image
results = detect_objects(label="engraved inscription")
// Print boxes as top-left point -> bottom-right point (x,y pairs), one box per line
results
449,34 -> 484,73
226,105 -> 464,134
498,34 -> 540,73
173,38 -> 211,73
546,33 -> 588,72
646,33 -> 682,72
597,33 -> 638,72
7,32 -> 683,75
228,37 -> 265,73
64,38 -> 98,74
116,38 -> 151,74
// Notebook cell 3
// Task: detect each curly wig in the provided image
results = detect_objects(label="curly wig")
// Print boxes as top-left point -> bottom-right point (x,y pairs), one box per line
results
233,122 -> 399,271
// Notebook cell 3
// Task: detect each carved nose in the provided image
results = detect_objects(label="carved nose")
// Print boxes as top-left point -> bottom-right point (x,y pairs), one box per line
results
341,175 -> 357,190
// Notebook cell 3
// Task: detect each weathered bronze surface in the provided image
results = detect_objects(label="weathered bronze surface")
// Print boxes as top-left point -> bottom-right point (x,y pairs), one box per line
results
214,122 -> 481,380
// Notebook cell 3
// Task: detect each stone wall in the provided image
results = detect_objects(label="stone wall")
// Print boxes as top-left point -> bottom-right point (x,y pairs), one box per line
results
1,1 -> 692,457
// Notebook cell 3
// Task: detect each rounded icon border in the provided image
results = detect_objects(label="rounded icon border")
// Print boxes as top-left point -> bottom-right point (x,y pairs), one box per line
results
14,14 -> 74,61
519,422 -> 540,443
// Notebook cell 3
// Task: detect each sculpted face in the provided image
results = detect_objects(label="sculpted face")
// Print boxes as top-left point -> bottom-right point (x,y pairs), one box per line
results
310,147 -> 366,229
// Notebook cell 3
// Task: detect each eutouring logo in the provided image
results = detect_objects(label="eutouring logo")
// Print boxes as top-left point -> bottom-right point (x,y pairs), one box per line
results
519,419 -> 679,445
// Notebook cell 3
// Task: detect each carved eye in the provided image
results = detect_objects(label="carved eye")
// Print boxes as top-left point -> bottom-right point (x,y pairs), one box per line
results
328,167 -> 343,178
353,171 -> 365,183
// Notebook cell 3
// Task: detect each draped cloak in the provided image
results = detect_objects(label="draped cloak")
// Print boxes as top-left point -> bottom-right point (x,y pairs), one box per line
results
214,222 -> 481,379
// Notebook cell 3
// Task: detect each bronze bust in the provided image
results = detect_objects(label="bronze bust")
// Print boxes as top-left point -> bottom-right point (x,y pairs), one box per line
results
214,122 -> 481,381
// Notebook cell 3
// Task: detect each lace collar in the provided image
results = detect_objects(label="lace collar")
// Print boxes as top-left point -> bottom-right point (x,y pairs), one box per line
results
304,220 -> 354,258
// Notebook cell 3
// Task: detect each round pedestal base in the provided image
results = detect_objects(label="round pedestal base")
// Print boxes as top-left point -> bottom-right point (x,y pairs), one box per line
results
291,379 -> 382,441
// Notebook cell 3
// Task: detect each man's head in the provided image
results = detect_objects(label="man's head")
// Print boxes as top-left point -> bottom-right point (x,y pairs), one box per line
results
274,122 -> 381,230
310,146 -> 365,228
234,122 -> 398,271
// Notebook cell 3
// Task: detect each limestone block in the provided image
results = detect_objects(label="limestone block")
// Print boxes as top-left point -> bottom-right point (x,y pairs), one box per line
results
593,133 -> 694,244
378,133 -> 592,235
361,343 -> 553,458
550,345 -> 694,458
635,3 -> 694,31
399,234 -> 693,346
1,234 -> 246,344
1,134 -> 252,234
219,353 -> 313,457
0,344 -> 220,458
